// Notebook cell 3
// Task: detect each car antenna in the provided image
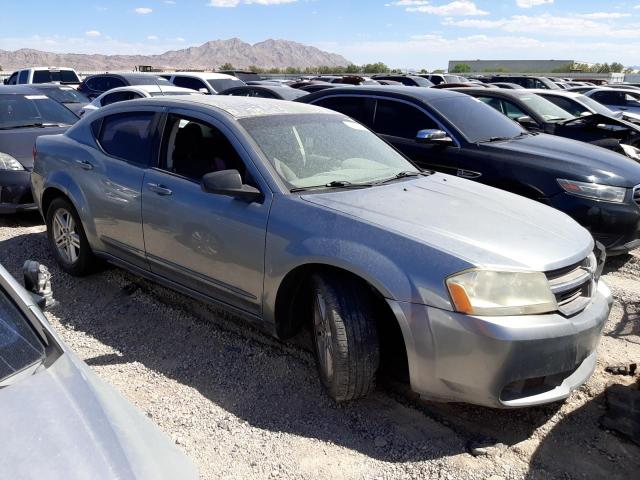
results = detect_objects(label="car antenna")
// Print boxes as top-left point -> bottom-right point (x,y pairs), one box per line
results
155,75 -> 164,96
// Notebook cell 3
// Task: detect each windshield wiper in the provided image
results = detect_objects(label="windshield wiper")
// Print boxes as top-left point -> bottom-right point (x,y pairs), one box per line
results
0,122 -> 68,130
479,132 -> 529,143
290,180 -> 374,193
372,170 -> 429,185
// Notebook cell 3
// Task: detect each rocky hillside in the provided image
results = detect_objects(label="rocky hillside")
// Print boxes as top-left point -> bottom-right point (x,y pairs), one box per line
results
0,38 -> 350,72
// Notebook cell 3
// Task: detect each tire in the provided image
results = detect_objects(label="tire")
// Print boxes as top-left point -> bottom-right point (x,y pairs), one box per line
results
46,197 -> 96,276
310,272 -> 380,402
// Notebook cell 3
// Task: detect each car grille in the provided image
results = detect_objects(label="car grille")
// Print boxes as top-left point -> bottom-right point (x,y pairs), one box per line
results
545,253 -> 598,317
634,184 -> 640,209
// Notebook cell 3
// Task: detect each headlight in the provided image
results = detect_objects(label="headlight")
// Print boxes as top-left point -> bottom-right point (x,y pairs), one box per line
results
0,152 -> 24,171
446,270 -> 557,316
557,178 -> 626,203
620,143 -> 640,161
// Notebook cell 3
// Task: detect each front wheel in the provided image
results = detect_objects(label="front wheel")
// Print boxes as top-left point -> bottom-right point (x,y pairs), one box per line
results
46,198 -> 97,276
310,273 -> 380,402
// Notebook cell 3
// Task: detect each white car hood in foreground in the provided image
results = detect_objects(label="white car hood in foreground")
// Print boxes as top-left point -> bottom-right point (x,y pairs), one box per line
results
0,353 -> 198,480
303,173 -> 593,272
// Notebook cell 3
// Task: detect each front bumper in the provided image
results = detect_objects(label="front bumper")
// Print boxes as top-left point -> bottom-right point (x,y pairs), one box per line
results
548,192 -> 640,255
388,280 -> 612,408
0,170 -> 36,214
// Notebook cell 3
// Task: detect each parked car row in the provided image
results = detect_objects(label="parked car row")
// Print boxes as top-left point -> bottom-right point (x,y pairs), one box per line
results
2,66 -> 640,413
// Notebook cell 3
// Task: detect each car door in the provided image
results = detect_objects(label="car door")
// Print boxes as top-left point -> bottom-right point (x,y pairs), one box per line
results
371,98 -> 462,175
78,109 -> 162,269
141,110 -> 271,315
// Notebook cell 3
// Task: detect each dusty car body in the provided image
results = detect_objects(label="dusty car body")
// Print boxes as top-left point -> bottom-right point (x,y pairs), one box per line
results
32,96 -> 612,408
0,261 -> 198,479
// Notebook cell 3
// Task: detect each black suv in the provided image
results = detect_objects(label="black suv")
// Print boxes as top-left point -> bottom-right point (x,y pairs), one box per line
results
298,86 -> 640,254
78,73 -> 173,100
371,75 -> 433,87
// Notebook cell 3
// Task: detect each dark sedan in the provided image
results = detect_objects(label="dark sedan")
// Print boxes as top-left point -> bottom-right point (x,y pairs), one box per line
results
456,88 -> 640,156
217,85 -> 307,100
0,86 -> 78,214
78,73 -> 173,100
298,86 -> 640,254
27,84 -> 90,116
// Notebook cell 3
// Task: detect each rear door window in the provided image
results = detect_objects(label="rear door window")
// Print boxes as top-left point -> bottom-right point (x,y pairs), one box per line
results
97,112 -> 156,166
593,91 -> 624,106
101,91 -> 141,106
312,96 -> 376,127
373,99 -> 438,139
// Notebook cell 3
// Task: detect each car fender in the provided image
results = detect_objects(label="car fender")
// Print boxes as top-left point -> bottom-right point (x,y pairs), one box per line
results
41,172 -> 98,245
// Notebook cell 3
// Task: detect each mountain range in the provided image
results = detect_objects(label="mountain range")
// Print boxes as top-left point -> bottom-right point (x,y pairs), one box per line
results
0,38 -> 351,72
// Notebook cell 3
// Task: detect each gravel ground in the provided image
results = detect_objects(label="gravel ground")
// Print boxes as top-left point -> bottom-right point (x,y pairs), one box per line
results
1,212 -> 638,480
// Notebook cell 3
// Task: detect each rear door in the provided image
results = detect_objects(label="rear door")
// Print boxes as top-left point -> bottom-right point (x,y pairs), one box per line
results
78,109 -> 162,268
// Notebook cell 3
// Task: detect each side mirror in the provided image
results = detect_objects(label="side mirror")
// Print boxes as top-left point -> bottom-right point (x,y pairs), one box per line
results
579,111 -> 592,117
416,129 -> 453,145
516,115 -> 538,128
201,169 -> 262,202
23,261 -> 57,310
198,88 -> 210,94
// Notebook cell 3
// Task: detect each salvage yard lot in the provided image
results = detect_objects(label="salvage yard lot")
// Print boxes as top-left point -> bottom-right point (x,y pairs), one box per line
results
1,213 -> 638,480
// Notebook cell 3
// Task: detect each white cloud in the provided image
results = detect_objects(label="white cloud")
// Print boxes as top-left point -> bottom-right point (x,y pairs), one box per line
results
85,30 -> 101,37
134,7 -> 153,14
388,1 -> 488,16
516,0 -> 553,8
576,12 -> 631,19
147,35 -> 159,40
443,13 -> 640,38
207,0 -> 296,6
164,0 -> 176,3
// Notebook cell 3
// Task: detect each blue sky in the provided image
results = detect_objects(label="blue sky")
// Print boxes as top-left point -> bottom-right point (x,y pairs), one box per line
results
1,1 -> 639,69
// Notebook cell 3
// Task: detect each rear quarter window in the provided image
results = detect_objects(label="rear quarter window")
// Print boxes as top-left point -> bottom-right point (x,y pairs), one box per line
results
97,112 -> 156,166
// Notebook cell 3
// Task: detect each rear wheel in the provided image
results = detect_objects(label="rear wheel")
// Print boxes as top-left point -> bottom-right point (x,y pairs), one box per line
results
310,272 -> 380,402
46,198 -> 96,276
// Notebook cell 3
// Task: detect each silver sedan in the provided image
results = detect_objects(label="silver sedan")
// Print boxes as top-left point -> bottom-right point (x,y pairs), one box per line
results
32,96 -> 612,408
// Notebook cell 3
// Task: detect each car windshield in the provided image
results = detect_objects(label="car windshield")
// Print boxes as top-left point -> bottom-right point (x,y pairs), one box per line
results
0,289 -> 46,384
40,87 -> 89,104
239,114 -> 418,189
518,94 -> 574,121
410,76 -> 434,87
32,70 -> 80,84
0,94 -> 79,129
577,95 -> 616,116
208,78 -> 245,92
429,96 -> 525,143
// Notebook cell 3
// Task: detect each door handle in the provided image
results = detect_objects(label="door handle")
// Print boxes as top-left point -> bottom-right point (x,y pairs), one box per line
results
75,159 -> 93,170
147,183 -> 172,196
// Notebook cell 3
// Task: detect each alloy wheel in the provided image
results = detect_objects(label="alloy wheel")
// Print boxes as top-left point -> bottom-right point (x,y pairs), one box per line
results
313,292 -> 334,381
52,208 -> 81,264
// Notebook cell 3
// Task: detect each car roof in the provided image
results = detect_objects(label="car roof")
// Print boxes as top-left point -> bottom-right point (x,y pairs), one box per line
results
102,85 -> 197,94
170,72 -> 238,80
300,85 -> 467,102
527,89 -> 583,98
85,73 -> 164,81
138,95 -> 334,119
588,87 -> 639,94
450,87 -> 530,98
0,85 -> 41,94
221,85 -> 306,99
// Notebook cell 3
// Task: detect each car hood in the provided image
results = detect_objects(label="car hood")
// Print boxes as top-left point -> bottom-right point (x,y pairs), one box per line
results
0,353 -> 198,480
482,133 -> 640,187
0,126 -> 69,169
302,173 -> 592,272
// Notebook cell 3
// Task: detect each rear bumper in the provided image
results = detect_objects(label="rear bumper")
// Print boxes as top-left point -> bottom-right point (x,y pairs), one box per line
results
0,171 -> 36,214
389,280 -> 612,408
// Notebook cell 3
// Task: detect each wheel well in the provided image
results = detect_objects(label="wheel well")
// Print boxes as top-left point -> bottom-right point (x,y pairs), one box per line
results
41,187 -> 70,218
274,264 -> 409,382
